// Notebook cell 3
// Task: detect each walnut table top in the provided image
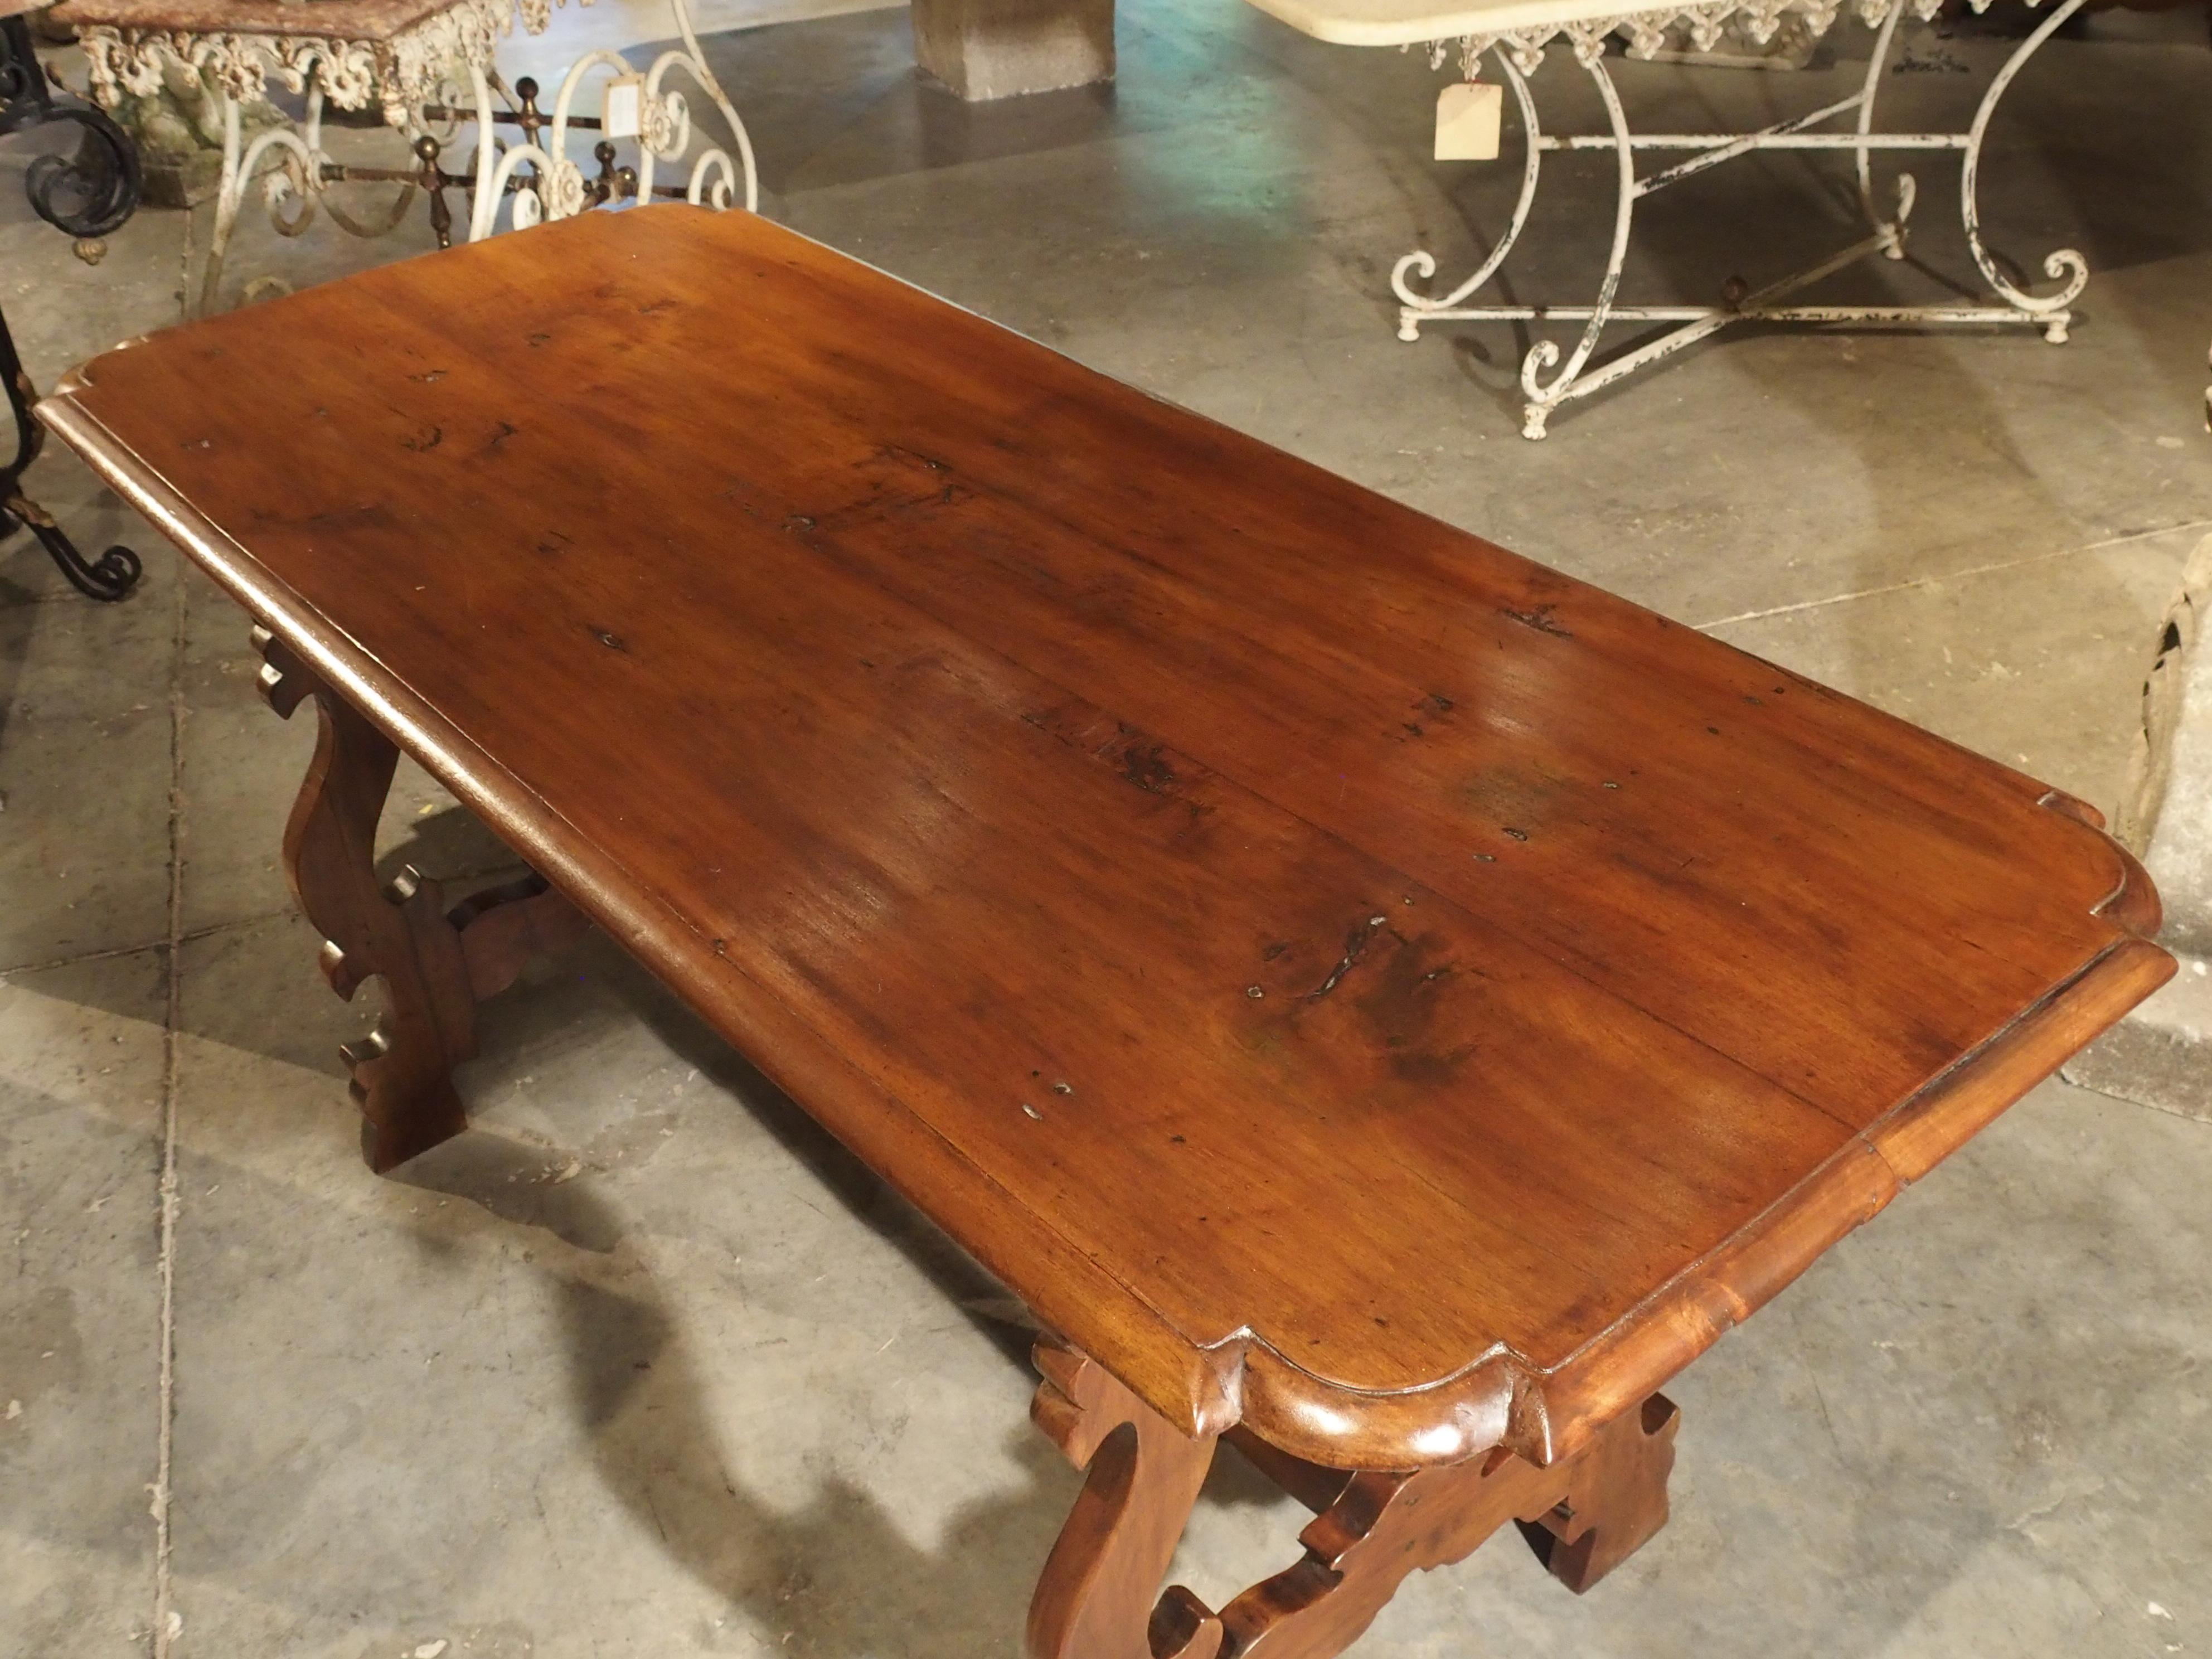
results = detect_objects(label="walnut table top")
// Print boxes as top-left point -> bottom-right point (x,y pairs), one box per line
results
39,207 -> 2168,1503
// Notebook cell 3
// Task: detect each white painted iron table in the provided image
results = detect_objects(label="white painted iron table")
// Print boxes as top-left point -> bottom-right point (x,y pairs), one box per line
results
1245,0 -> 2089,436
56,0 -> 757,313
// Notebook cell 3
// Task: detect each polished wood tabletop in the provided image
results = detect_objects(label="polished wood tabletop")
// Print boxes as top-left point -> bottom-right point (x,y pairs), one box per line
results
42,207 -> 2170,1480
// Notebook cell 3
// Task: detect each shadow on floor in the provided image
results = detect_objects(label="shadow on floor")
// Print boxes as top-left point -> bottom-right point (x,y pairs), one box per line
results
397,1096 -> 1302,1658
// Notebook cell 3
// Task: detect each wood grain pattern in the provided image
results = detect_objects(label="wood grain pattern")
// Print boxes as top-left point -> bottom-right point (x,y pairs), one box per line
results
38,206 -> 2171,1473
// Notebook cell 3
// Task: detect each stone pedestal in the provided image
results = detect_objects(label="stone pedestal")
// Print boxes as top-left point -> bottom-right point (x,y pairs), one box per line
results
2062,532 -> 2212,1121
111,60 -> 284,208
911,0 -> 1113,100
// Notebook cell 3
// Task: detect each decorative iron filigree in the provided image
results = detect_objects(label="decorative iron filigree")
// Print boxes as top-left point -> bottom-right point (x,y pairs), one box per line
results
69,0 -> 756,314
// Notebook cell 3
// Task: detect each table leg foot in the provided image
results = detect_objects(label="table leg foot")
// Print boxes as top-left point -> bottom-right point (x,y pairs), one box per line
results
1028,1338 -> 1224,1659
4,491 -> 143,600
256,629 -> 588,1172
1516,1391 -> 1679,1593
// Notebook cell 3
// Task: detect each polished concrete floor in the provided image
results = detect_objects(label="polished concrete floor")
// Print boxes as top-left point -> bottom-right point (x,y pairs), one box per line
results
4,1 -> 2212,1654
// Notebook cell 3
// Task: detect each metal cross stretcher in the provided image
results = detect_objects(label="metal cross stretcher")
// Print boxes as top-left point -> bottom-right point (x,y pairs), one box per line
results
1248,0 -> 2090,436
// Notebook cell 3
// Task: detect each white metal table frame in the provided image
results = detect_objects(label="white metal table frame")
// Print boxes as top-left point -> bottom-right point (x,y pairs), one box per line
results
72,0 -> 758,314
1253,0 -> 2088,437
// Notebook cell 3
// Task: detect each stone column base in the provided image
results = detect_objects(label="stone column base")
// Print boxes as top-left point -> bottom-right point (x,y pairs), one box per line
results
2062,952 -> 2212,1123
2061,531 -> 2212,1122
912,0 -> 1113,101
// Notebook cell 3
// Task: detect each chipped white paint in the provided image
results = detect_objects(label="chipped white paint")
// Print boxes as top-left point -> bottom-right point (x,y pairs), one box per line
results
1303,0 -> 2094,435
72,0 -> 755,314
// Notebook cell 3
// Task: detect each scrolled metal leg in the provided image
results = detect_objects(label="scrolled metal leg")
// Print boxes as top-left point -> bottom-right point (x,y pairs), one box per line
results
666,0 -> 757,212
1960,0 -> 2090,340
241,124 -> 322,241
1394,46 -> 1544,339
1518,41 -> 1634,440
1853,0 -> 1914,259
3,494 -> 142,600
2,15 -> 142,239
250,93 -> 417,246
465,62 -> 500,242
1,297 -> 142,601
196,87 -> 245,317
22,108 -> 142,239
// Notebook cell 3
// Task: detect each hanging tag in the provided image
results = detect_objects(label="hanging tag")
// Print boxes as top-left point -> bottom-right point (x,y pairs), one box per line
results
603,72 -> 646,140
1435,81 -> 1502,161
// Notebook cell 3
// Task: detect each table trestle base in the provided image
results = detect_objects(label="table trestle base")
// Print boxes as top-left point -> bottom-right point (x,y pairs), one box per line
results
256,627 -> 589,1171
1394,0 -> 2090,436
1029,1337 -> 1679,1659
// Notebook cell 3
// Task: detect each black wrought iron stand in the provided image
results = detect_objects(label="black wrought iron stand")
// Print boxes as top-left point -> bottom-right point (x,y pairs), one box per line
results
2,9 -> 142,599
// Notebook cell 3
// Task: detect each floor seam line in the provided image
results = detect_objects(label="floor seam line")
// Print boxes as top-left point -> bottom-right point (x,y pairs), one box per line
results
0,911 -> 294,981
1691,517 -> 2212,630
151,560 -> 185,1659
2059,1070 -> 2212,1130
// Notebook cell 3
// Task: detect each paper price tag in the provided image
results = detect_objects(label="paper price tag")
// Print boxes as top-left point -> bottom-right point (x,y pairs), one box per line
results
603,73 -> 645,140
1435,81 -> 1502,162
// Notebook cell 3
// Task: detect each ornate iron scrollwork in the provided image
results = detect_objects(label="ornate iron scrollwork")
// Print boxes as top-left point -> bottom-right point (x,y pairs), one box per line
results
0,23 -> 143,602
2,301 -> 142,601
0,14 -> 140,238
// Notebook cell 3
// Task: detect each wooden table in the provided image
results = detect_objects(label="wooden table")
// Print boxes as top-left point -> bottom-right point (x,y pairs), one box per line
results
39,206 -> 2170,1659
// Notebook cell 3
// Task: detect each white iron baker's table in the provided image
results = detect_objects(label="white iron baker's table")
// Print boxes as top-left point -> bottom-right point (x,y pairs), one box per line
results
1248,0 -> 2090,436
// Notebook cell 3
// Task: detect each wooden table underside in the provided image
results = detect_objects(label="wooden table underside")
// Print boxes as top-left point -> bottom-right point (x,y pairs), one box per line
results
37,207 -> 2171,1657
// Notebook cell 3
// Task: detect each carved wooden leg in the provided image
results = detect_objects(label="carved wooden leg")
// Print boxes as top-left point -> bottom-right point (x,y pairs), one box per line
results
1028,1338 -> 1225,1659
257,629 -> 589,1172
1517,1392 -> 1679,1593
1215,1393 -> 1679,1659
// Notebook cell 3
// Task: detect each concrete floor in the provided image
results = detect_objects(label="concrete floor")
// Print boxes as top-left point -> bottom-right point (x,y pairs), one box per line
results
5,0 -> 2212,1653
